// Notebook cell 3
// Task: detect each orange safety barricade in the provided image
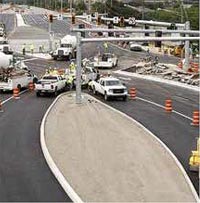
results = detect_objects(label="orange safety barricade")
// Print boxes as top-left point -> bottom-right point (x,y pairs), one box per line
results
29,82 -> 35,91
129,88 -> 136,99
13,88 -> 20,99
165,99 -> 172,112
191,111 -> 199,126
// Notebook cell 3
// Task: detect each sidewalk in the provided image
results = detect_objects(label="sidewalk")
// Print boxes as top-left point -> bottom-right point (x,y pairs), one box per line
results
43,93 -> 197,202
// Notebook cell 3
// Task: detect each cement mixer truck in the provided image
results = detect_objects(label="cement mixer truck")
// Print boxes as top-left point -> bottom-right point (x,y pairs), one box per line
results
50,35 -> 77,61
0,51 -> 13,68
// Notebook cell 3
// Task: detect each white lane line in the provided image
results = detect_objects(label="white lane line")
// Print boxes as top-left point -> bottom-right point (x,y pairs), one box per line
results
2,89 -> 28,105
136,96 -> 193,121
23,58 -> 38,62
40,93 -> 83,203
118,76 -> 131,81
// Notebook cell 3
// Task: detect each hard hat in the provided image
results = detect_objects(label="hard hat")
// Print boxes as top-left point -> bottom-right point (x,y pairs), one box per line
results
71,62 -> 74,65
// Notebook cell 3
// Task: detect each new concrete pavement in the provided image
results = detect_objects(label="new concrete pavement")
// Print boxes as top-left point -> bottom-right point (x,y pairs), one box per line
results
44,93 -> 197,202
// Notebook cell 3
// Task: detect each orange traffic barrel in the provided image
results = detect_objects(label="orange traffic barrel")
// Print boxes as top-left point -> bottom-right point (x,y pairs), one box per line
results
165,99 -> 172,112
129,87 -> 136,99
0,100 -> 3,112
29,82 -> 35,91
13,88 -> 20,99
191,111 -> 199,126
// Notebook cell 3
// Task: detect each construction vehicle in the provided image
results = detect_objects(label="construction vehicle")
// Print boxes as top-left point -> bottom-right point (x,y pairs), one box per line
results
170,45 -> 185,57
0,37 -> 13,54
50,35 -> 77,60
35,74 -> 66,97
189,138 -> 200,172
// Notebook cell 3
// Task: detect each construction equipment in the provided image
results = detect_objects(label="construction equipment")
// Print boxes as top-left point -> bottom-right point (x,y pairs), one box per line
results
170,45 -> 185,57
189,138 -> 200,172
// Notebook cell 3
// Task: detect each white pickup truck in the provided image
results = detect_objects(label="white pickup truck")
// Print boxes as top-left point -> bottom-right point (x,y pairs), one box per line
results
0,71 -> 37,92
35,75 -> 66,97
93,53 -> 118,69
91,77 -> 128,101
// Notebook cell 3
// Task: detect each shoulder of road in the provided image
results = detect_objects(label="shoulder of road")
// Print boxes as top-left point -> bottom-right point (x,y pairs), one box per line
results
42,92 -> 197,202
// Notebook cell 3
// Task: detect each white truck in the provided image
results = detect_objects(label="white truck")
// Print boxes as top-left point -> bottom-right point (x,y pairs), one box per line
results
51,35 -> 77,61
93,53 -> 118,69
0,69 -> 37,92
35,75 -> 66,97
90,77 -> 128,101
0,37 -> 13,54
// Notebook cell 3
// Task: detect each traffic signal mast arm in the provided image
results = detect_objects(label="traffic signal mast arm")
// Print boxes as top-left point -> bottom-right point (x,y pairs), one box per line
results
71,28 -> 200,35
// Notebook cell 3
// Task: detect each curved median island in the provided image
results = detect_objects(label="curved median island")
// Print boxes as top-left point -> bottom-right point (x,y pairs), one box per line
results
43,93 -> 197,202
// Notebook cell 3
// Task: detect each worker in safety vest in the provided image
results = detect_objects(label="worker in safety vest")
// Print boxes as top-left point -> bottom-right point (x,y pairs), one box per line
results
30,44 -> 34,54
69,61 -> 76,72
67,75 -> 74,90
103,42 -> 108,52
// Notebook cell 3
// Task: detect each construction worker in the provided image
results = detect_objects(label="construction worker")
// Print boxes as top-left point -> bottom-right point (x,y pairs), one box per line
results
69,61 -> 76,72
22,43 -> 26,55
30,43 -> 34,54
53,68 -> 58,75
67,74 -> 74,90
103,42 -> 108,52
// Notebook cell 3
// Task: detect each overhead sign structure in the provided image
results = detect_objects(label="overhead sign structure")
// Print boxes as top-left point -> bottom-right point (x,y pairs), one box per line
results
128,17 -> 136,25
113,16 -> 119,24
86,15 -> 92,22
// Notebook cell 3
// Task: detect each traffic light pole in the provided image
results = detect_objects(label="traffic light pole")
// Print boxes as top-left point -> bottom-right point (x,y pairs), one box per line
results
72,28 -> 199,104
49,22 -> 52,51
183,21 -> 190,72
76,32 -> 82,104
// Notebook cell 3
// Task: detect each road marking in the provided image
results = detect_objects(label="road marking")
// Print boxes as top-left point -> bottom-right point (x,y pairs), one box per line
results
136,96 -> 193,121
2,89 -> 28,105
23,58 -> 38,62
118,76 -> 131,81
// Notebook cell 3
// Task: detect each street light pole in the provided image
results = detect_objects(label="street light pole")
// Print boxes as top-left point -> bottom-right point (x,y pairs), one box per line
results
61,0 -> 63,13
76,32 -> 82,104
183,21 -> 190,72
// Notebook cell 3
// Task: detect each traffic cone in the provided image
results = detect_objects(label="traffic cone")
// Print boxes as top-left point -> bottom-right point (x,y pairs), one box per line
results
13,88 -> 20,99
129,88 -> 136,100
191,111 -> 199,126
165,99 -> 172,112
0,100 -> 3,112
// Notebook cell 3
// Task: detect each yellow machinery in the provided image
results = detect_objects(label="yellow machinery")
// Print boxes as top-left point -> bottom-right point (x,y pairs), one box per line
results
189,138 -> 200,172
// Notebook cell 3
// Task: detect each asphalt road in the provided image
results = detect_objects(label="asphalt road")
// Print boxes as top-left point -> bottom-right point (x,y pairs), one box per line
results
22,14 -> 71,38
87,75 -> 199,192
0,92 -> 71,201
0,14 -> 15,34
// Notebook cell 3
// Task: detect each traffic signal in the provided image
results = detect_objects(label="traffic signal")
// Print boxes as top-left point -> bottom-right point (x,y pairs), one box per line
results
97,15 -> 101,26
49,14 -> 53,23
144,24 -> 149,36
108,22 -> 114,37
155,31 -> 162,48
72,14 -> 76,24
120,16 -> 125,27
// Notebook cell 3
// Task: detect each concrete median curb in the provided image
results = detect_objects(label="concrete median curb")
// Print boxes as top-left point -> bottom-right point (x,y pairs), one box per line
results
40,93 -> 83,203
41,92 -> 199,202
89,95 -> 199,202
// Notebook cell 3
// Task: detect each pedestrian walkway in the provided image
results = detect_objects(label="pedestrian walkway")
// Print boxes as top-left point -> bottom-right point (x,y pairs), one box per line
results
44,93 -> 197,202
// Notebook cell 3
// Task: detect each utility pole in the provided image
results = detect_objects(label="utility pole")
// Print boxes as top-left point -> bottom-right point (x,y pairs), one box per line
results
183,21 -> 190,72
70,0 -> 72,14
61,0 -> 63,13
142,0 -> 144,20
